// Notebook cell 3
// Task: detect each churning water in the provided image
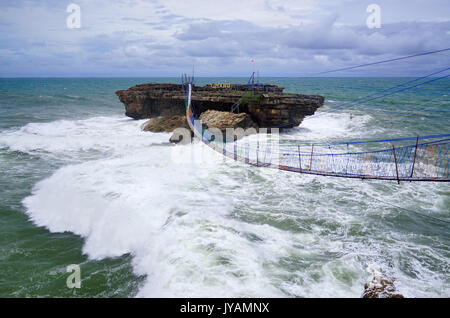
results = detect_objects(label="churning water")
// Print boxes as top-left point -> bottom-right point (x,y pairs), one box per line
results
0,77 -> 448,297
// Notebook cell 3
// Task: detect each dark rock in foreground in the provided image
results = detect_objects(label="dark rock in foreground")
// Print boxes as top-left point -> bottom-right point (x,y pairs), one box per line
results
363,275 -> 404,298
116,83 -> 324,129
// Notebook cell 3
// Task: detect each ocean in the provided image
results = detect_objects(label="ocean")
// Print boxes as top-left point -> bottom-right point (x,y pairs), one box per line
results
0,77 -> 448,297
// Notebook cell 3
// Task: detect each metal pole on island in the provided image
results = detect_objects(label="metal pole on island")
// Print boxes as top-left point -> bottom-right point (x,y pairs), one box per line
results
251,59 -> 255,94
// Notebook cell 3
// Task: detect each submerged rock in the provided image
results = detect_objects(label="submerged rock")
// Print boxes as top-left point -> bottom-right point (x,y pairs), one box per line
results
362,265 -> 404,298
169,130 -> 191,144
363,278 -> 404,298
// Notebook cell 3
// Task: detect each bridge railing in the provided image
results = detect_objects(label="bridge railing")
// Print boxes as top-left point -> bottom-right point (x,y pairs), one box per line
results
185,80 -> 449,182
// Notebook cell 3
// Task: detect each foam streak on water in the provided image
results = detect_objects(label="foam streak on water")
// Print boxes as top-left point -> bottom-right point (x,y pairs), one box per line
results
1,111 -> 448,298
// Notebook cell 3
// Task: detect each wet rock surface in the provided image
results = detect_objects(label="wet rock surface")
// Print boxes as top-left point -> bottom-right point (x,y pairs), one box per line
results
363,278 -> 404,298
362,266 -> 404,298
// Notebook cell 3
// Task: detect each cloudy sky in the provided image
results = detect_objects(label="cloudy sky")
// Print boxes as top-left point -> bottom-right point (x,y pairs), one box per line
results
1,0 -> 449,77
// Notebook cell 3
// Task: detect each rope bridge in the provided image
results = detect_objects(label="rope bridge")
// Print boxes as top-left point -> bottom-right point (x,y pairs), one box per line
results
185,81 -> 449,182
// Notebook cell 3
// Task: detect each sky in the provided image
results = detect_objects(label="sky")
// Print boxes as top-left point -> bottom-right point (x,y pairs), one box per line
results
0,0 -> 449,77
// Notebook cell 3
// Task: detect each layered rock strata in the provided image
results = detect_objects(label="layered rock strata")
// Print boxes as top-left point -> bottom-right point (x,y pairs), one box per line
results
116,83 -> 324,129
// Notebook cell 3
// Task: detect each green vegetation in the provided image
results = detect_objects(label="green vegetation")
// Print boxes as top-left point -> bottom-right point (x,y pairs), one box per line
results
238,92 -> 262,106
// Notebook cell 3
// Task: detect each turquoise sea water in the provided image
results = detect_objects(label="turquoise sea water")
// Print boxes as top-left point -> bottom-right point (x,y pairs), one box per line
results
0,77 -> 448,297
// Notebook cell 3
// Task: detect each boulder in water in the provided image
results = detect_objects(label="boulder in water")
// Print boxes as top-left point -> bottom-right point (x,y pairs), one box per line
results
142,115 -> 190,133
199,110 -> 258,132
141,111 -> 259,143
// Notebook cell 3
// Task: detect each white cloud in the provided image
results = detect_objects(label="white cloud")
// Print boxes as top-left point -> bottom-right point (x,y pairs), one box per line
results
0,0 -> 449,76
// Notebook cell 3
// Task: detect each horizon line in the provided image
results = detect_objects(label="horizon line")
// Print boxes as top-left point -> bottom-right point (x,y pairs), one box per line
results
1,75 -> 447,79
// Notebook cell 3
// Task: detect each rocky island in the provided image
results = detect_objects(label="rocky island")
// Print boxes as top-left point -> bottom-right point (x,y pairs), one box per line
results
115,83 -> 325,141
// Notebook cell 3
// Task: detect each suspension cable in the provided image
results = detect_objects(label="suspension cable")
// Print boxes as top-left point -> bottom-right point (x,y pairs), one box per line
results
312,48 -> 450,75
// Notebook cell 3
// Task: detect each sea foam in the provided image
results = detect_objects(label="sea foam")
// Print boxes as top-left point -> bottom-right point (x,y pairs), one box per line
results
1,114 -> 447,297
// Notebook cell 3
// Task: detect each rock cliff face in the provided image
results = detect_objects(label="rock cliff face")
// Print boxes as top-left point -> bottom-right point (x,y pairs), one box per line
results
116,84 -> 186,119
115,84 -> 324,128
247,94 -> 324,128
